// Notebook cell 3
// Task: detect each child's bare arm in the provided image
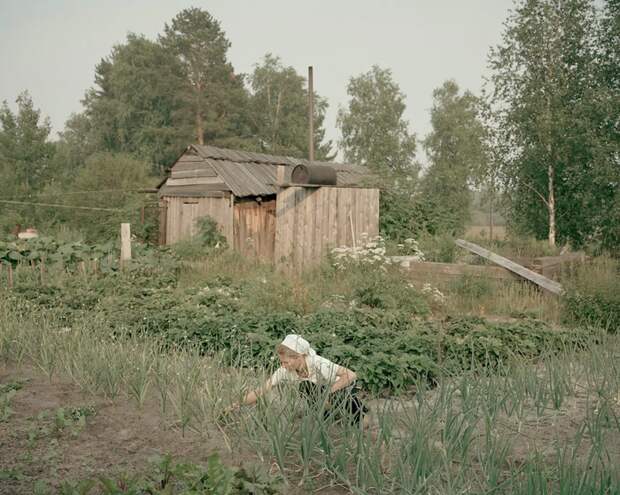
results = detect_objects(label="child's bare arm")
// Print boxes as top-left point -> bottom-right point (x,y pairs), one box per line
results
234,380 -> 272,408
330,366 -> 357,393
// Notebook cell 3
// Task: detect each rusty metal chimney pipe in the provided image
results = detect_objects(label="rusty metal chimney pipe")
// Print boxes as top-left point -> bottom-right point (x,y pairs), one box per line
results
308,66 -> 315,162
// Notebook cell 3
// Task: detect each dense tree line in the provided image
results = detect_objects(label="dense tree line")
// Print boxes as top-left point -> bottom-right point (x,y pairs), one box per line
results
0,2 -> 617,251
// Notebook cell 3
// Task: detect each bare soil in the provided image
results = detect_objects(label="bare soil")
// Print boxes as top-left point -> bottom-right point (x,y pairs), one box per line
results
0,365 -> 238,494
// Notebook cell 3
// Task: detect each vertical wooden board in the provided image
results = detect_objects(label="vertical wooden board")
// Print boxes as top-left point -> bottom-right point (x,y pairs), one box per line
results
294,187 -> 306,272
325,188 -> 334,259
303,189 -> 315,269
351,188 -> 364,247
358,189 -> 370,243
224,195 -> 234,245
321,187 -> 331,258
165,198 -> 172,244
355,189 -> 365,245
329,187 -> 339,248
263,200 -> 276,263
291,188 -> 302,270
120,223 -> 131,261
372,189 -> 380,236
283,189 -> 294,269
334,189 -> 344,248
274,192 -> 285,264
371,189 -> 381,235
275,190 -> 287,267
166,198 -> 174,244
276,188 -> 295,269
345,189 -> 354,246
338,189 -> 352,247
313,188 -> 325,263
158,199 -> 167,245
233,203 -> 240,252
172,198 -> 178,243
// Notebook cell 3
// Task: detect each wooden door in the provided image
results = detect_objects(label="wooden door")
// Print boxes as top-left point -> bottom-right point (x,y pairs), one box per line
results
234,200 -> 276,262
180,200 -> 199,240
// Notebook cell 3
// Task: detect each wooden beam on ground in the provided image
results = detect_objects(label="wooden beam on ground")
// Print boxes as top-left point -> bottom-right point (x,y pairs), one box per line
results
455,239 -> 563,295
392,258 -> 519,282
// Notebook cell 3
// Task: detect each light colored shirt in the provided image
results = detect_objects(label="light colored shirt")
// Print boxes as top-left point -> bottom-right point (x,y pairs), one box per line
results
269,354 -> 343,387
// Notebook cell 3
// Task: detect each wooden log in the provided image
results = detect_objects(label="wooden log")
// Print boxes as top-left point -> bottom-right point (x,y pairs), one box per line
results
455,239 -> 563,295
120,223 -> 132,267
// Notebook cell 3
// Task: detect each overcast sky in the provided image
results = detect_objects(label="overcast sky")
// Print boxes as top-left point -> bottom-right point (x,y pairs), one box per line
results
0,0 -> 514,160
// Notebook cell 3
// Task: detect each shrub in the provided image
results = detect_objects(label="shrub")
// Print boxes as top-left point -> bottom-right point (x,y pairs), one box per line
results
417,232 -> 458,263
562,257 -> 620,332
196,216 -> 227,249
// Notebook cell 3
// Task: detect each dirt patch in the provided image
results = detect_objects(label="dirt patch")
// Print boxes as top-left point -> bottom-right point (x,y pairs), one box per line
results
0,365 -> 235,494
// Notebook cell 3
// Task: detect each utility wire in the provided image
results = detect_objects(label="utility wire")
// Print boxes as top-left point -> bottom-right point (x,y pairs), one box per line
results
5,188 -> 158,200
0,199 -> 122,212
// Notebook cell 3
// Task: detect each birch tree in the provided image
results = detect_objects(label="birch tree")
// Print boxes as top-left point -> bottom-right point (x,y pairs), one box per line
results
488,0 -> 597,247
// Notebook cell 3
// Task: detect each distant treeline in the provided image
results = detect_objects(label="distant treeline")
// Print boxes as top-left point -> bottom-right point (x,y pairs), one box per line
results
0,1 -> 618,253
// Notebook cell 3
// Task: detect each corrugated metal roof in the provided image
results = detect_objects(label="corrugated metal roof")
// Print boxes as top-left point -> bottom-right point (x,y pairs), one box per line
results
206,159 -> 278,197
159,144 -> 373,198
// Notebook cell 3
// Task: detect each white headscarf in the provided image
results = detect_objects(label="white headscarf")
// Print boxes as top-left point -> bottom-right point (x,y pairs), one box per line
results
280,334 -> 316,357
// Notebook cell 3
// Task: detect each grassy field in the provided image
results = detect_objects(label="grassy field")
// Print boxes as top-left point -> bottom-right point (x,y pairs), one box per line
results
1,235 -> 618,493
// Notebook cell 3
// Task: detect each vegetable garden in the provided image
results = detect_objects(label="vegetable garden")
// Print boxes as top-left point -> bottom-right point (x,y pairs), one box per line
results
1,234 -> 619,493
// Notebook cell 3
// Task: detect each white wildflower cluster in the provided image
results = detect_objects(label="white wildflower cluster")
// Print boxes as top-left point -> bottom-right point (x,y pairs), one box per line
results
330,234 -> 393,270
396,238 -> 425,261
320,294 -> 346,309
421,283 -> 446,304
198,285 -> 237,299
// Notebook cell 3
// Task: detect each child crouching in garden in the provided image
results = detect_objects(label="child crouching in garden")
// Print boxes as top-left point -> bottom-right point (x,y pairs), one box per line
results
232,334 -> 369,427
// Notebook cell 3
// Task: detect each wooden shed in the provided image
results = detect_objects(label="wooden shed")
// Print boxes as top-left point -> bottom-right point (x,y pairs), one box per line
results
158,145 -> 380,271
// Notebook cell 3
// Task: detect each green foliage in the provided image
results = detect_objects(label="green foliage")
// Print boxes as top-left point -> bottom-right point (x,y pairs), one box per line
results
0,236 -> 115,267
337,65 -> 418,174
449,275 -> 493,299
82,34 -> 185,170
487,0 -> 619,250
4,251 -> 596,394
248,54 -> 333,159
377,176 -> 424,242
0,91 -> 55,192
43,152 -> 154,241
196,216 -> 228,249
420,80 -> 487,235
562,257 -> 620,332
52,453 -> 282,494
159,8 -> 251,151
417,232 -> 458,263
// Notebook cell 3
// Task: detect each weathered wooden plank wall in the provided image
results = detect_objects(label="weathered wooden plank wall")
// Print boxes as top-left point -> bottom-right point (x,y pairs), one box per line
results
275,186 -> 380,271
162,195 -> 233,245
233,200 -> 276,262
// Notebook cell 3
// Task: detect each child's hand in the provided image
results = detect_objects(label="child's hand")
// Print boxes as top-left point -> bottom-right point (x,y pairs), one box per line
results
216,403 -> 240,425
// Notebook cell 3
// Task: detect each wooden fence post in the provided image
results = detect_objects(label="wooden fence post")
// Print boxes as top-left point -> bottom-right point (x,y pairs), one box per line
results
8,264 -> 13,289
120,223 -> 132,268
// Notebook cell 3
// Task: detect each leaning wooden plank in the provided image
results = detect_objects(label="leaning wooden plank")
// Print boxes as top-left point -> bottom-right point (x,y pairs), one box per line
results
455,239 -> 563,295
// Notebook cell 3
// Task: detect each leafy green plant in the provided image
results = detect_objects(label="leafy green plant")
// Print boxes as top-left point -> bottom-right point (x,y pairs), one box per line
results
562,257 -> 620,332
53,453 -> 282,494
196,216 -> 228,249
